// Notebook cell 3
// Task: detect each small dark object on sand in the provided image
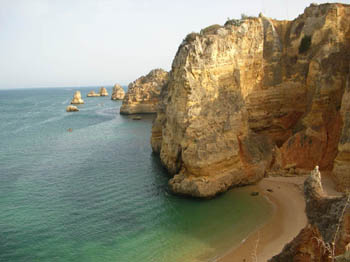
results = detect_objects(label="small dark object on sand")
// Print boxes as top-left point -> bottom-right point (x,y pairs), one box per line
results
267,188 -> 273,193
250,192 -> 259,196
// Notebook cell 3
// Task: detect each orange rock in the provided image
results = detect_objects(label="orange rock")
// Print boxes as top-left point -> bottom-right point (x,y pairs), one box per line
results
120,69 -> 168,115
152,3 -> 350,197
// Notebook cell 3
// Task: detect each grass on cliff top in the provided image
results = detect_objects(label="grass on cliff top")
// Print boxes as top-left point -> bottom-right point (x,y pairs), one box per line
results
224,13 -> 257,27
184,32 -> 200,42
185,13 -> 259,42
200,24 -> 222,35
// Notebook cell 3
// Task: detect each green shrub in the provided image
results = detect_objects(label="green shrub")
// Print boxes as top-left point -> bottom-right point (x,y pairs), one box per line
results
224,19 -> 243,27
241,13 -> 257,20
184,32 -> 200,43
200,24 -> 222,35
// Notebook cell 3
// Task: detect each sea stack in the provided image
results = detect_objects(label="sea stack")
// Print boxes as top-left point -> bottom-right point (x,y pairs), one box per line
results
87,90 -> 100,97
66,105 -> 79,112
111,84 -> 125,100
151,3 -> 350,197
120,69 -> 169,114
99,87 -> 108,96
70,91 -> 84,104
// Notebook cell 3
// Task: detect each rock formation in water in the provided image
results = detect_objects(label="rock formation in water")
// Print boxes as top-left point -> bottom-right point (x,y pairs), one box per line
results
120,69 -> 169,114
87,90 -> 100,97
271,167 -> 350,261
70,91 -> 84,104
151,3 -> 350,197
99,87 -> 109,96
111,84 -> 125,100
66,105 -> 79,112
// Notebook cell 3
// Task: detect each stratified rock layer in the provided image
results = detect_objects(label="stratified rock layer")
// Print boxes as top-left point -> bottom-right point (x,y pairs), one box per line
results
151,3 -> 350,197
111,84 -> 125,100
120,69 -> 169,114
99,87 -> 108,96
271,168 -> 350,261
70,91 -> 84,104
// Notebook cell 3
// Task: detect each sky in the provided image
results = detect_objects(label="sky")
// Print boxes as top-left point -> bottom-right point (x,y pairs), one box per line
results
0,0 -> 349,89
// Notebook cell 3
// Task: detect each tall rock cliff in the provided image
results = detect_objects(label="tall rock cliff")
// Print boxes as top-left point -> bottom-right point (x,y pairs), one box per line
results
120,69 -> 169,114
151,3 -> 350,197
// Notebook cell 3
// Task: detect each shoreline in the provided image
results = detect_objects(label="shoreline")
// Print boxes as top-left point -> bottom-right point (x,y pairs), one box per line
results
217,176 -> 308,262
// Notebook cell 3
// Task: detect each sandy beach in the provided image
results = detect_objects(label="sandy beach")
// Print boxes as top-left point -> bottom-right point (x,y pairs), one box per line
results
218,176 -> 308,262
217,173 -> 341,262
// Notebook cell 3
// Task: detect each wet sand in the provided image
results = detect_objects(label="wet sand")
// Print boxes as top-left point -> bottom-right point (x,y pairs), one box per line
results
218,176 -> 308,262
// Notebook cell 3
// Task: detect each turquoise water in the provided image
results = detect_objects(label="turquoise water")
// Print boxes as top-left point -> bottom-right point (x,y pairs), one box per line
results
0,87 -> 272,262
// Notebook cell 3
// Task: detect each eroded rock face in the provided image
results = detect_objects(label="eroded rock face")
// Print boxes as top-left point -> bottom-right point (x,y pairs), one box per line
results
270,224 -> 332,262
87,90 -> 100,97
271,168 -> 350,261
334,75 -> 350,191
120,69 -> 169,114
99,87 -> 108,96
70,91 -> 84,104
151,3 -> 350,197
111,84 -> 125,100
66,105 -> 79,112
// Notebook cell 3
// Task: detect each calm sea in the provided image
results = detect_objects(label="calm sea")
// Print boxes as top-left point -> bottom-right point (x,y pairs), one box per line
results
0,87 -> 272,262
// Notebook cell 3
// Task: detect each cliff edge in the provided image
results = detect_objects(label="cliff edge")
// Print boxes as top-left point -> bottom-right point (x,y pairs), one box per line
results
151,3 -> 350,197
120,69 -> 169,114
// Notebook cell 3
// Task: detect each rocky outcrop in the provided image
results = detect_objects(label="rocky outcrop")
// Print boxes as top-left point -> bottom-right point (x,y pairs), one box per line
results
87,90 -> 100,97
70,91 -> 84,104
271,167 -> 350,261
99,87 -> 108,96
334,71 -> 350,191
120,69 -> 169,114
111,84 -> 125,100
66,105 -> 79,112
151,3 -> 350,197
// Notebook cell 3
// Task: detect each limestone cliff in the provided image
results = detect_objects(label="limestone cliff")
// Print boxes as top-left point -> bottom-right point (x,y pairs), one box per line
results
271,168 -> 350,261
120,69 -> 169,114
70,91 -> 84,104
151,3 -> 350,197
111,84 -> 125,100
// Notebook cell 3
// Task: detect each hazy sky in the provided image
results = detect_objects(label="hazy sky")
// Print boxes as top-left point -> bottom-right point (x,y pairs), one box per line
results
0,0 -> 348,89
